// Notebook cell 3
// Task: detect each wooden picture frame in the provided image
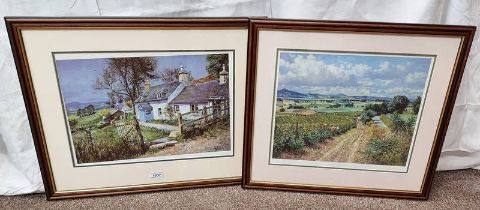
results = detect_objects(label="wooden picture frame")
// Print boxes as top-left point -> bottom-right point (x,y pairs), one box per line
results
242,18 -> 475,199
6,17 -> 249,200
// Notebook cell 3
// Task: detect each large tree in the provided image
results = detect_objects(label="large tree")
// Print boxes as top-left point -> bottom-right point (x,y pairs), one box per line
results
206,54 -> 228,78
158,67 -> 180,83
107,91 -> 119,108
96,57 -> 157,152
389,95 -> 410,114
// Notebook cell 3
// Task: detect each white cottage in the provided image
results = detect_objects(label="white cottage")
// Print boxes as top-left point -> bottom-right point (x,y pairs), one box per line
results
135,67 -> 189,121
136,65 -> 229,122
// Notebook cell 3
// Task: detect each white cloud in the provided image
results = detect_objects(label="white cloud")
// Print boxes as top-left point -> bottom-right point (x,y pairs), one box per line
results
406,72 -> 427,84
379,61 -> 390,71
278,54 -> 356,87
278,53 -> 430,98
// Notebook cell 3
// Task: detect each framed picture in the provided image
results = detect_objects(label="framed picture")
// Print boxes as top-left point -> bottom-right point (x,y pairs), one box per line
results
6,17 -> 249,199
242,19 -> 475,199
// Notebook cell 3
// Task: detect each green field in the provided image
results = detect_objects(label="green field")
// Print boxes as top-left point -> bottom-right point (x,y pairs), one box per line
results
273,98 -> 418,166
279,100 -> 383,113
276,112 -> 357,126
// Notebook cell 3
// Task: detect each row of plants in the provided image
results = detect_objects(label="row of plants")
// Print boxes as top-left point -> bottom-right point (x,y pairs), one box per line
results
272,115 -> 356,158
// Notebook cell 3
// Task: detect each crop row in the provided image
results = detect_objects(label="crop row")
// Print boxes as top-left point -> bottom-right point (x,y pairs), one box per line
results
272,120 -> 356,158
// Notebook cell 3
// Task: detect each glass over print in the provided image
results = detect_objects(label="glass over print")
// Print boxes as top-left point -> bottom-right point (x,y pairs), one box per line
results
270,50 -> 435,172
54,51 -> 234,166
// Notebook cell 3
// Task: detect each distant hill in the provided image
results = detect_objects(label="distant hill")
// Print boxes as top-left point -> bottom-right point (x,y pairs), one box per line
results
277,88 -> 309,99
65,101 -> 109,113
277,88 -> 391,101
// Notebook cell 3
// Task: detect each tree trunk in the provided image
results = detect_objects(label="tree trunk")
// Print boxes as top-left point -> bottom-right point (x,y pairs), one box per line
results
131,102 -> 147,153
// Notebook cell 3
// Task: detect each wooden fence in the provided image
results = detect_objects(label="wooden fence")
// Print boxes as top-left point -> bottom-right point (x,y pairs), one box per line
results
115,122 -> 142,146
75,122 -> 142,147
177,101 -> 230,137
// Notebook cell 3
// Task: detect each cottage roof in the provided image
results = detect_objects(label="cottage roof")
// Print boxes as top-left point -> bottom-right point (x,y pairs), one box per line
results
138,103 -> 153,111
170,80 -> 229,104
141,81 -> 181,102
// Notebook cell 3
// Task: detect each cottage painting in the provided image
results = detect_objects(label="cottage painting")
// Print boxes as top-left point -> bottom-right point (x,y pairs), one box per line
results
55,51 -> 233,165
271,50 -> 434,172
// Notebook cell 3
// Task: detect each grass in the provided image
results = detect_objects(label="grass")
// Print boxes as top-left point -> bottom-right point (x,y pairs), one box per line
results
72,124 -> 144,163
140,126 -> 169,142
380,114 -> 393,128
68,109 -> 109,130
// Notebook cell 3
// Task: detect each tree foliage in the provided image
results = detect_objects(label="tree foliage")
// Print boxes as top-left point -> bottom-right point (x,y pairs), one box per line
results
206,54 -> 229,78
388,96 -> 410,114
360,109 -> 376,124
96,57 -> 157,152
365,102 -> 389,115
158,67 -> 180,83
107,92 -> 120,108
77,105 -> 95,117
412,96 -> 422,114
157,67 -> 194,83
390,114 -> 415,134
96,57 -> 157,102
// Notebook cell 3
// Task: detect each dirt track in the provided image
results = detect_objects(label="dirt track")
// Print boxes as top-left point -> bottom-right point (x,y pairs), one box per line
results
280,123 -> 376,164
318,125 -> 366,163
139,128 -> 230,158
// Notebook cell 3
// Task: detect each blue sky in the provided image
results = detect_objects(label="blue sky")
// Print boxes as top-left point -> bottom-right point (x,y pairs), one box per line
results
56,54 -> 212,104
277,51 -> 434,99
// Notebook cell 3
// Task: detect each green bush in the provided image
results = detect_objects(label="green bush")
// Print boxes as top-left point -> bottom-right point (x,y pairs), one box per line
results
286,133 -> 305,154
391,114 -> 414,134
360,109 -> 375,124
364,138 -> 397,165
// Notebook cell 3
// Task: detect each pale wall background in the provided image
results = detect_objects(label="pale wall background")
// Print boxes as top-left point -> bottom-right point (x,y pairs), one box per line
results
0,0 -> 479,195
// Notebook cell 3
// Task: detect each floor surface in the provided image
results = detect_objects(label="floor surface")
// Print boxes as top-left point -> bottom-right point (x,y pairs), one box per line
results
1,169 -> 479,209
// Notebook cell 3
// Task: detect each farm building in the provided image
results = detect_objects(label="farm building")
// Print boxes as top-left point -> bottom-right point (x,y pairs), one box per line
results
135,65 -> 229,122
103,109 -> 124,124
114,102 -> 133,117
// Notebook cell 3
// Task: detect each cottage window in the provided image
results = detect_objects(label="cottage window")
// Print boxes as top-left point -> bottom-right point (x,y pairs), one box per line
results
190,104 -> 198,111
173,105 -> 179,112
156,92 -> 165,99
158,108 -> 162,115
145,110 -> 152,115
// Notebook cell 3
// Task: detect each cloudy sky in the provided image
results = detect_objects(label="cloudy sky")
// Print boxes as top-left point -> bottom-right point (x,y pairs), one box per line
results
56,54 -> 213,104
277,51 -> 434,99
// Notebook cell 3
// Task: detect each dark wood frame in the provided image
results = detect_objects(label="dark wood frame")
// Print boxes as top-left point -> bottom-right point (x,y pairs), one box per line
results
5,17 -> 249,200
242,18 -> 475,199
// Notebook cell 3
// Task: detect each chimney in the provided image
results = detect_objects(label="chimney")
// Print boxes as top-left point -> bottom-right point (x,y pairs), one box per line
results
144,79 -> 151,95
219,64 -> 228,85
178,65 -> 190,84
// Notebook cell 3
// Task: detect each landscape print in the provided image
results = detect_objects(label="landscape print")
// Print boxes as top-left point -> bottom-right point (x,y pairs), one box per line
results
271,50 -> 434,171
55,51 -> 233,165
